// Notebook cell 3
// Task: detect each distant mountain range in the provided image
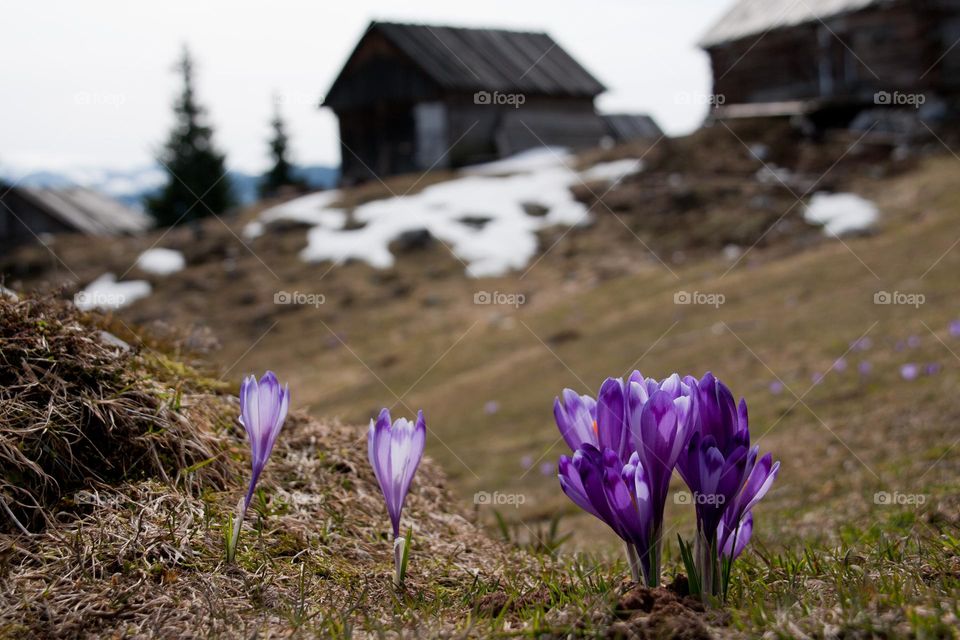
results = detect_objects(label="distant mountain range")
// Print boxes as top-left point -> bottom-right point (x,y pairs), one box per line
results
0,164 -> 340,209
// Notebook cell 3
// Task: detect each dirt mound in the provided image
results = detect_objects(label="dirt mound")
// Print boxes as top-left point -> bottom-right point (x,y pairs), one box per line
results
0,293 -> 532,637
607,577 -> 729,640
0,292 -> 233,533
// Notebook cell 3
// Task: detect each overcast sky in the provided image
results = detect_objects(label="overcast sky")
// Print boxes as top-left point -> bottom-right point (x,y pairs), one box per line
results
0,1 -> 733,175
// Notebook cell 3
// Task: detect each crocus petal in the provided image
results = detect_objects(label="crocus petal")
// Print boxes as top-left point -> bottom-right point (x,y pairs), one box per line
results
729,452 -> 780,526
596,378 -> 627,460
239,371 -> 290,510
554,389 -> 598,451
559,455 -> 601,519
368,409 -> 426,537
719,511 -> 753,560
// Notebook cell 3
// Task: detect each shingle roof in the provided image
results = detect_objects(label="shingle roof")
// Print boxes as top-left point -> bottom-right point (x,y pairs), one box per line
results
331,21 -> 606,99
18,186 -> 150,235
699,0 -> 888,48
602,114 -> 663,141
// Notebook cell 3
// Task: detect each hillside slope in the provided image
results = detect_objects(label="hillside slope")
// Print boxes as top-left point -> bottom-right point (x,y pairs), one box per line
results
3,127 -> 960,635
1,294 -> 629,638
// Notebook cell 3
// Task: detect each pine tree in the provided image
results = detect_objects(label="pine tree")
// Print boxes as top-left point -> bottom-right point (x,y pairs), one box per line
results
146,46 -> 234,227
259,104 -> 303,198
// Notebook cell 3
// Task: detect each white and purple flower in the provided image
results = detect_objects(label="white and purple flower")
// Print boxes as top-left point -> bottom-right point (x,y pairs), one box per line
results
227,371 -> 290,562
368,408 -> 426,586
555,371 -> 696,587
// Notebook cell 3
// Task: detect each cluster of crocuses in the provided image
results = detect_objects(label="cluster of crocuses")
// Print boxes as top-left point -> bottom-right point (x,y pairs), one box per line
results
554,371 -> 779,603
227,372 -> 425,587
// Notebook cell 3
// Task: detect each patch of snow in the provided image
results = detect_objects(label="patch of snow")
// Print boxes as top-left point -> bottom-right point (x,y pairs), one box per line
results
755,165 -> 791,185
298,165 -> 589,277
259,151 -> 594,278
580,159 -> 643,183
748,144 -> 770,162
463,147 -> 572,176
136,248 -> 186,275
97,330 -> 132,351
75,273 -> 151,311
245,190 -> 345,238
805,192 -> 879,236
243,221 -> 265,240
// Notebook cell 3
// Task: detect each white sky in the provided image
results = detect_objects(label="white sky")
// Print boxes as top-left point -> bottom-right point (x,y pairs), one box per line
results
0,0 -> 733,175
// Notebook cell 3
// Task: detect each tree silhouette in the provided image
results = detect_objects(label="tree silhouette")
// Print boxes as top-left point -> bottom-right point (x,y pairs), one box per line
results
259,103 -> 303,198
146,46 -> 234,226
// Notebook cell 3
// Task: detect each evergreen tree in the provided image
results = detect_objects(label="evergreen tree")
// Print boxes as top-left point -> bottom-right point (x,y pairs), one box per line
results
259,103 -> 303,198
146,46 -> 234,226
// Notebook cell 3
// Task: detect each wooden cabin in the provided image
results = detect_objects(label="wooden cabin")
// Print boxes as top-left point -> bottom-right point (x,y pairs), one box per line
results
0,185 -> 150,248
322,22 -> 613,184
700,0 -> 960,120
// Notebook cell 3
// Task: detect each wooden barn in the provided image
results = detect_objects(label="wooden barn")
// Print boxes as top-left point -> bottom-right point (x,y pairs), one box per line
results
322,22 -> 617,184
700,0 -> 960,120
0,185 -> 150,248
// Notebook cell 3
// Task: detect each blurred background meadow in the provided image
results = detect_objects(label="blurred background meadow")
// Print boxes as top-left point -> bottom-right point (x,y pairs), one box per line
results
2,0 -> 960,636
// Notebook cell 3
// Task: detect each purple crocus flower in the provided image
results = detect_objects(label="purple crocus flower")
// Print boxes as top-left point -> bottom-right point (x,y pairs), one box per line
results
951,320 -> 960,338
239,371 -> 290,510
368,408 -> 425,586
718,511 -> 752,560
228,371 -> 289,562
769,381 -> 784,395
718,453 -> 779,561
677,373 -> 754,539
901,364 -> 920,381
925,363 -> 942,376
555,371 -> 696,586
553,388 -> 599,452
859,361 -> 872,376
558,444 -> 655,583
677,373 -> 774,600
833,357 -> 848,373
368,408 -> 426,539
625,373 -> 696,583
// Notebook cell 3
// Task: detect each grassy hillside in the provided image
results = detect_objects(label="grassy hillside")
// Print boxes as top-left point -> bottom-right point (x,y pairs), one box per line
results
3,125 -> 960,636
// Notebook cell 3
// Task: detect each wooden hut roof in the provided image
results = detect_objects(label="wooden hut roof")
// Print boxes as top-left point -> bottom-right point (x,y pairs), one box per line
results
10,186 -> 150,235
699,0 -> 889,48
324,21 -> 606,105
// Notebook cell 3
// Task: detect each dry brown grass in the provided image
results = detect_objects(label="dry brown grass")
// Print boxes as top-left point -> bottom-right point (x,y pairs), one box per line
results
0,294 -> 552,638
0,293 -> 232,534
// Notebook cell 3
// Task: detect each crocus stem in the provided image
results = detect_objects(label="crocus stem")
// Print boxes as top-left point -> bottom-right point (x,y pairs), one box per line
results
695,529 -> 719,606
647,524 -> 663,588
227,496 -> 244,563
624,542 -> 641,584
393,535 -> 405,587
